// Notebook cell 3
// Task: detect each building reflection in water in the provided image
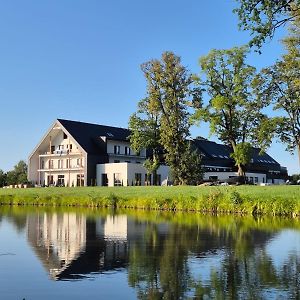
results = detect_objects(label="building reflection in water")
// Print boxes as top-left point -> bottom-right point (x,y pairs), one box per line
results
27,213 -> 133,280
24,210 -> 300,299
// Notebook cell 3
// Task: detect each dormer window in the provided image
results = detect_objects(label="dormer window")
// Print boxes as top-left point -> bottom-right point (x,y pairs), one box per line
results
114,145 -> 120,154
125,146 -> 131,155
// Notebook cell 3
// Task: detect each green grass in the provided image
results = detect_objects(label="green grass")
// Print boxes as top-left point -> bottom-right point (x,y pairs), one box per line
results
0,185 -> 300,216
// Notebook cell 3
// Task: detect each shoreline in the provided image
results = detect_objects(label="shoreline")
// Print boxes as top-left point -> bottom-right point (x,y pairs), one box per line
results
0,185 -> 300,217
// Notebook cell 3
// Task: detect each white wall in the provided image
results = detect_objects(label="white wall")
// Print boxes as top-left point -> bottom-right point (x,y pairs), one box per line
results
203,171 -> 267,184
96,163 -> 170,186
28,122 -> 86,186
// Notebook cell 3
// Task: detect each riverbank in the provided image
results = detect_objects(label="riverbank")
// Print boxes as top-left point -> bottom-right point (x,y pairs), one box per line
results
0,185 -> 300,216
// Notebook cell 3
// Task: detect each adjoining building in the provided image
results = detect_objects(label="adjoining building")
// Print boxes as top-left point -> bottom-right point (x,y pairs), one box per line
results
28,119 -> 287,186
193,138 -> 287,184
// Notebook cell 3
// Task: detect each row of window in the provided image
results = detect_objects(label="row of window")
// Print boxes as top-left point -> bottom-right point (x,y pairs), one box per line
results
113,160 -> 141,164
113,145 -> 138,156
47,174 -> 84,187
209,176 -> 261,183
101,173 -> 161,186
205,167 -> 232,172
50,144 -> 75,154
42,158 -> 83,169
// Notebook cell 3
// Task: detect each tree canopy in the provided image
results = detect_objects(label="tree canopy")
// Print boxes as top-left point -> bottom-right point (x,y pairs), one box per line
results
234,0 -> 300,49
129,51 -> 203,185
194,47 -> 268,176
254,11 -> 300,167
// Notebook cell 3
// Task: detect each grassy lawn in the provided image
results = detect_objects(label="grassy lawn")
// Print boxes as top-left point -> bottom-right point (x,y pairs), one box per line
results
0,185 -> 300,216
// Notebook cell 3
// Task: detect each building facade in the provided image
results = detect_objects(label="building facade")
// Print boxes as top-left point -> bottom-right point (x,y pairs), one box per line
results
28,119 -> 287,186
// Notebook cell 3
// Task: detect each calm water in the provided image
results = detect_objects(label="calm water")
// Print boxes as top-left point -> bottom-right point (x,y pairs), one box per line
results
0,207 -> 300,299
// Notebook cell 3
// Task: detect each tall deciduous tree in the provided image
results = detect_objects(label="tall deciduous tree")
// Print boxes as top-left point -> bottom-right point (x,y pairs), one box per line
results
130,51 -> 202,185
194,47 -> 267,176
254,12 -> 300,167
234,0 -> 300,49
129,97 -> 161,185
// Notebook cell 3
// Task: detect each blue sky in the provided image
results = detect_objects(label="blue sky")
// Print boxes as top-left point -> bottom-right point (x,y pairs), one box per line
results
0,0 -> 298,174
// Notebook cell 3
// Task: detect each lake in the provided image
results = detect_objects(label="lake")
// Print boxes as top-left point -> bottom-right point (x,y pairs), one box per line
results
0,207 -> 300,299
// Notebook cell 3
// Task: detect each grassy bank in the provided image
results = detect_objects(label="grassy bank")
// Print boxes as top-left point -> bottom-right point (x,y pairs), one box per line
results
0,185 -> 300,216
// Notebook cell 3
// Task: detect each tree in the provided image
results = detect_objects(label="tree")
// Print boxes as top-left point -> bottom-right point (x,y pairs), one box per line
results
234,0 -> 300,49
131,51 -> 202,185
0,169 -> 7,187
6,160 -> 28,185
253,12 -> 300,167
129,97 -> 161,185
175,142 -> 203,185
194,47 -> 267,176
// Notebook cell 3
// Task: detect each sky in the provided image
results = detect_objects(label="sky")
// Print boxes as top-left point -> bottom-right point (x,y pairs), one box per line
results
0,0 -> 298,174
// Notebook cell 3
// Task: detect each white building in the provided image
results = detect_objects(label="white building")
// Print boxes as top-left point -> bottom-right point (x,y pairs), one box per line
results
28,119 -> 287,187
28,119 -> 170,186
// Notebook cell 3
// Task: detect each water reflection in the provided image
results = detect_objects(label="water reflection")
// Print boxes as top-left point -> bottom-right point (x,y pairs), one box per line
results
1,208 -> 300,299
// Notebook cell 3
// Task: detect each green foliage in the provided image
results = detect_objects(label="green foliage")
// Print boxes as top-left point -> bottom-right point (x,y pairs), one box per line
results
6,160 -> 28,185
0,169 -> 7,187
233,0 -> 300,49
194,47 -> 267,175
254,12 -> 300,167
132,51 -> 202,185
174,142 -> 203,185
1,185 -> 300,216
230,142 -> 252,167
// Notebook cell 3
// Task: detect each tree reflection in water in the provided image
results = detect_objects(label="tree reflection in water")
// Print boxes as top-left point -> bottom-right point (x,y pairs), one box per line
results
0,207 -> 300,299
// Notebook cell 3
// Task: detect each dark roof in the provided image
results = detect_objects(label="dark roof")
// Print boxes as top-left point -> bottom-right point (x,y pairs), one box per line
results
193,139 -> 281,169
58,119 -> 130,154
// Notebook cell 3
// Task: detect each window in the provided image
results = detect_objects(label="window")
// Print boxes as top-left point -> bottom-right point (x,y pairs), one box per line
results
156,174 -> 161,186
77,158 -> 83,167
63,133 -> 68,139
101,174 -> 108,186
136,161 -> 141,164
57,175 -> 65,187
125,160 -> 131,163
125,146 -> 131,155
49,160 -> 54,169
41,160 -> 44,169
77,174 -> 84,187
255,177 -> 258,183
209,176 -> 218,181
145,174 -> 151,186
114,173 -> 122,186
69,144 -> 72,151
66,159 -> 71,168
114,145 -> 120,154
47,175 -> 54,185
51,145 -> 55,154
58,160 -> 63,169
58,145 -> 64,150
135,173 -> 142,186
114,160 -> 120,163
134,173 -> 142,185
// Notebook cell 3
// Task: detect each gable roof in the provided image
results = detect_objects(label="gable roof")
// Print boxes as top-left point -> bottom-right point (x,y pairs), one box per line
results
193,139 -> 281,168
58,119 -> 130,155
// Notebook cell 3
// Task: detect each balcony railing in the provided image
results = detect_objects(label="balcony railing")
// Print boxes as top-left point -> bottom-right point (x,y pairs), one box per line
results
38,165 -> 84,172
40,150 -> 82,157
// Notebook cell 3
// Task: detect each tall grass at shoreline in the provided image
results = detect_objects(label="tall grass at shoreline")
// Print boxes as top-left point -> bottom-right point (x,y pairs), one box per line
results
0,185 -> 300,216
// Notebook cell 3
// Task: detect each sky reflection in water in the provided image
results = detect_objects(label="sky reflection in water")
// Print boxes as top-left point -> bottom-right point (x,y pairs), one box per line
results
0,207 -> 299,299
